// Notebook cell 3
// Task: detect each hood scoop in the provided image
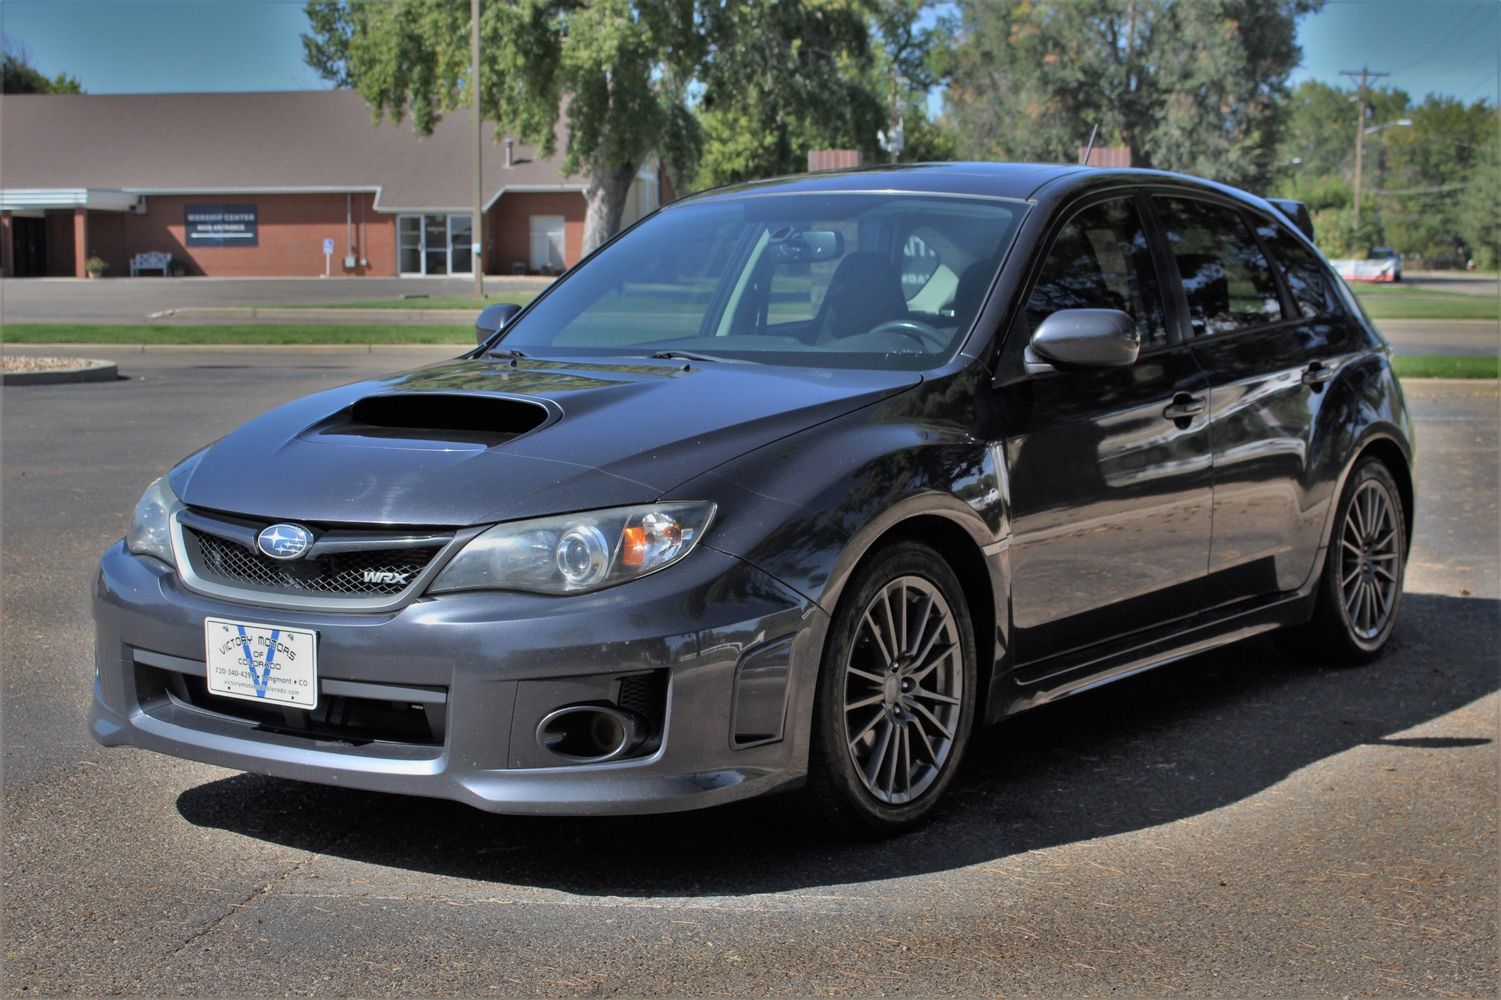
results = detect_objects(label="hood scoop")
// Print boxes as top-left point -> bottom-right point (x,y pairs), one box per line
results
307,393 -> 553,447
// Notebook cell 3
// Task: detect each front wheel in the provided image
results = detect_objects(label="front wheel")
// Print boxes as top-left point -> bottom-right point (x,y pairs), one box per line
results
806,542 -> 977,835
1289,458 -> 1407,664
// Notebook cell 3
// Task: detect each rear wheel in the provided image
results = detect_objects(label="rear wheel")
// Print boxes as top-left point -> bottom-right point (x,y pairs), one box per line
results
1288,458 -> 1407,664
806,542 -> 977,835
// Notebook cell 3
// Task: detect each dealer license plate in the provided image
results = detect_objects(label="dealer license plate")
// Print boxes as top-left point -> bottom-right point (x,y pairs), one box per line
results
204,617 -> 319,709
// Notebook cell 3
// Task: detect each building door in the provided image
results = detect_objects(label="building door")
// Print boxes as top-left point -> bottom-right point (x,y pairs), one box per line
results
398,216 -> 422,275
529,215 -> 565,273
398,214 -> 474,276
12,217 -> 46,277
449,215 -> 473,275
423,215 -> 449,275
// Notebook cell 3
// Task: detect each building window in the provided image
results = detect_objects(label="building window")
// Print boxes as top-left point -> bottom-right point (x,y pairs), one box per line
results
398,214 -> 474,275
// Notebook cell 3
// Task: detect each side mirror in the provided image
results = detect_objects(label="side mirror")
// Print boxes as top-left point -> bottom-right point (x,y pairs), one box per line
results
475,302 -> 522,345
1029,308 -> 1139,370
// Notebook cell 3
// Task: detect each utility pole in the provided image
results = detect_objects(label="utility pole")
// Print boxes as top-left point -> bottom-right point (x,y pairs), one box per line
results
1341,66 -> 1389,231
472,0 -> 484,297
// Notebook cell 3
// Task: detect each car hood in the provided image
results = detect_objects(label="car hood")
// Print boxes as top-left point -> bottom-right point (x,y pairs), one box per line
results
177,355 -> 920,527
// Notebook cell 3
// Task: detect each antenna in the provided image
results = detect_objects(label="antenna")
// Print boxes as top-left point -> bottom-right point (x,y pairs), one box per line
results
1080,123 -> 1100,166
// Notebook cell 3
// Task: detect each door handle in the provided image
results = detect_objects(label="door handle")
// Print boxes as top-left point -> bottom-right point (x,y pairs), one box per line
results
1163,395 -> 1206,422
1302,362 -> 1336,385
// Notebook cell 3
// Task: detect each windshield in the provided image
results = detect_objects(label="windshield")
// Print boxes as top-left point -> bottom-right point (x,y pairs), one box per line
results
495,193 -> 1027,370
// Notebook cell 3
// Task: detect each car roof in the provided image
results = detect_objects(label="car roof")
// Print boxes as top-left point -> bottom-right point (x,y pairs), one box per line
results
671,161 -> 1279,216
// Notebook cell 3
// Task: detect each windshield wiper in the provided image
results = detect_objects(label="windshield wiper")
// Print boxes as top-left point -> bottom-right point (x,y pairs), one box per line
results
649,350 -> 758,365
486,347 -> 528,360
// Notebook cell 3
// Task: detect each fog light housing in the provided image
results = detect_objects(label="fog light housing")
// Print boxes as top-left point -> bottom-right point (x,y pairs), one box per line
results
536,704 -> 646,762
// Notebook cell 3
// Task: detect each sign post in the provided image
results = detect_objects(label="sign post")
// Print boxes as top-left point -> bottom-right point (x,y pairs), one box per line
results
322,238 -> 335,278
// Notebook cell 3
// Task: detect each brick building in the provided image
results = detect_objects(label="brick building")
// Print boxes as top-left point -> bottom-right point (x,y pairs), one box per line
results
0,90 -> 668,278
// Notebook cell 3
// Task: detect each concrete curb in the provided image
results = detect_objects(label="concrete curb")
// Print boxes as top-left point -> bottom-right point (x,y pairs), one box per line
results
2,359 -> 120,385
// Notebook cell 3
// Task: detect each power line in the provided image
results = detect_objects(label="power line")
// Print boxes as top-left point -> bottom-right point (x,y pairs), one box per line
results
1458,68 -> 1499,103
1392,2 -> 1494,76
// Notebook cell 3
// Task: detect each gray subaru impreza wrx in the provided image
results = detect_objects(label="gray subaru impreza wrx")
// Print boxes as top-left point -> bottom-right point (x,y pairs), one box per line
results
92,163 -> 1414,834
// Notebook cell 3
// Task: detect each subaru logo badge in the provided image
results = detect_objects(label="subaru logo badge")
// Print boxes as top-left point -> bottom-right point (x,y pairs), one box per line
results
256,523 -> 313,560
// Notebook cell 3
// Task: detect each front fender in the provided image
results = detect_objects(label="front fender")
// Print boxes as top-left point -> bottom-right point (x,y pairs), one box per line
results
672,407 -> 1007,616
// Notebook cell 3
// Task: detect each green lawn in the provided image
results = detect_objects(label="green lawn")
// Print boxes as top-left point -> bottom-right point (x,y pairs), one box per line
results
1351,285 -> 1499,321
1391,354 -> 1500,379
1351,284 -> 1471,298
5,324 -> 1495,379
1,324 -> 472,345
1359,298 -> 1499,321
293,293 -> 535,310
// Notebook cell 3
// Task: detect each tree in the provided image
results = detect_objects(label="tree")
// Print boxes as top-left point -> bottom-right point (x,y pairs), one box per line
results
945,0 -> 1320,190
2,37 -> 83,94
1272,81 -> 1497,265
867,0 -> 959,164
1377,96 -> 1496,265
1458,133 -> 1500,269
688,0 -> 883,188
303,0 -> 704,253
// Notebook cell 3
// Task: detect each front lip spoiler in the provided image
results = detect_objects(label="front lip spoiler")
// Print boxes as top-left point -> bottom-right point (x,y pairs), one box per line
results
89,688 -> 796,815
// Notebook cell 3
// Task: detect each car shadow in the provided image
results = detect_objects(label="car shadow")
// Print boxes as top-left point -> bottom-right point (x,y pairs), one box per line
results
177,592 -> 1497,896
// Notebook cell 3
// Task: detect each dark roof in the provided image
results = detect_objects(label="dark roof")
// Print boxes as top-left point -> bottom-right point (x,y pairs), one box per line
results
0,90 -> 582,211
677,161 -> 1271,215
682,162 -> 1091,203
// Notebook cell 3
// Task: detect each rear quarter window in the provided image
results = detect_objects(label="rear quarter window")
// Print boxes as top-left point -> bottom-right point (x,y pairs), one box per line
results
1253,218 -> 1344,320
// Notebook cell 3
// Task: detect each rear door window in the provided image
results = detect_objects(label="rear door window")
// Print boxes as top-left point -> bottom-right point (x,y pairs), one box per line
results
1154,197 -> 1285,336
1026,197 -> 1169,350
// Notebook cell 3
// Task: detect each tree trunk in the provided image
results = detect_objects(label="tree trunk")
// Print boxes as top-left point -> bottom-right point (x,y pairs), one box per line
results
581,160 -> 641,255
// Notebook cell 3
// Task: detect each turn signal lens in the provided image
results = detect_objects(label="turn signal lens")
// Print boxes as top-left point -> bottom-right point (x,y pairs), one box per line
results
621,526 -> 648,567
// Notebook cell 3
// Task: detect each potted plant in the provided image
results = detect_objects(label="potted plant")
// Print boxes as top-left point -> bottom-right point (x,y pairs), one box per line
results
85,254 -> 108,279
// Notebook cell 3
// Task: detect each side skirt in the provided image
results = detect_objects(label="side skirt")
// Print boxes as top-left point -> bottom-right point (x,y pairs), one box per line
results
988,566 -> 1323,721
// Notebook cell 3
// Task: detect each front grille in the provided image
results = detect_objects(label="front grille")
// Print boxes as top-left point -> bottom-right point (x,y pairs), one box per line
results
184,527 -> 441,598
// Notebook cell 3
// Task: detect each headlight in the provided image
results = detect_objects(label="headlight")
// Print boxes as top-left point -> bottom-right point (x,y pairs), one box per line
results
125,476 -> 181,565
429,502 -> 716,596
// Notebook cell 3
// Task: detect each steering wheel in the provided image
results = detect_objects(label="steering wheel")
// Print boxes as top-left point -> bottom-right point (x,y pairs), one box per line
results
865,318 -> 944,351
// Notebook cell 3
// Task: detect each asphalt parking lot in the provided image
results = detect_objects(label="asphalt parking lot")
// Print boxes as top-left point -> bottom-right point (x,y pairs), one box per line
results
2,347 -> 1496,996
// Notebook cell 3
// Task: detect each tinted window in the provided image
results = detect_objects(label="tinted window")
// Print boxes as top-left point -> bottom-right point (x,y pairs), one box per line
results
1155,197 -> 1284,336
499,194 -> 1025,371
900,233 -> 940,300
1253,218 -> 1341,319
1027,198 -> 1169,350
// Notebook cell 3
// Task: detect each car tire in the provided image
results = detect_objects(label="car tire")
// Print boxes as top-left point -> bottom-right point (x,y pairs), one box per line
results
1284,458 -> 1407,665
805,541 -> 977,836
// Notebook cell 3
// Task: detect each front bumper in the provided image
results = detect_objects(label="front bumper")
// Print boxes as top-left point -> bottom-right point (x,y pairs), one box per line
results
91,540 -> 827,814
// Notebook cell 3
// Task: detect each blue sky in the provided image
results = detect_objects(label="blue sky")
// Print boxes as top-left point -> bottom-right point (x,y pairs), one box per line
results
1,0 -> 1497,107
